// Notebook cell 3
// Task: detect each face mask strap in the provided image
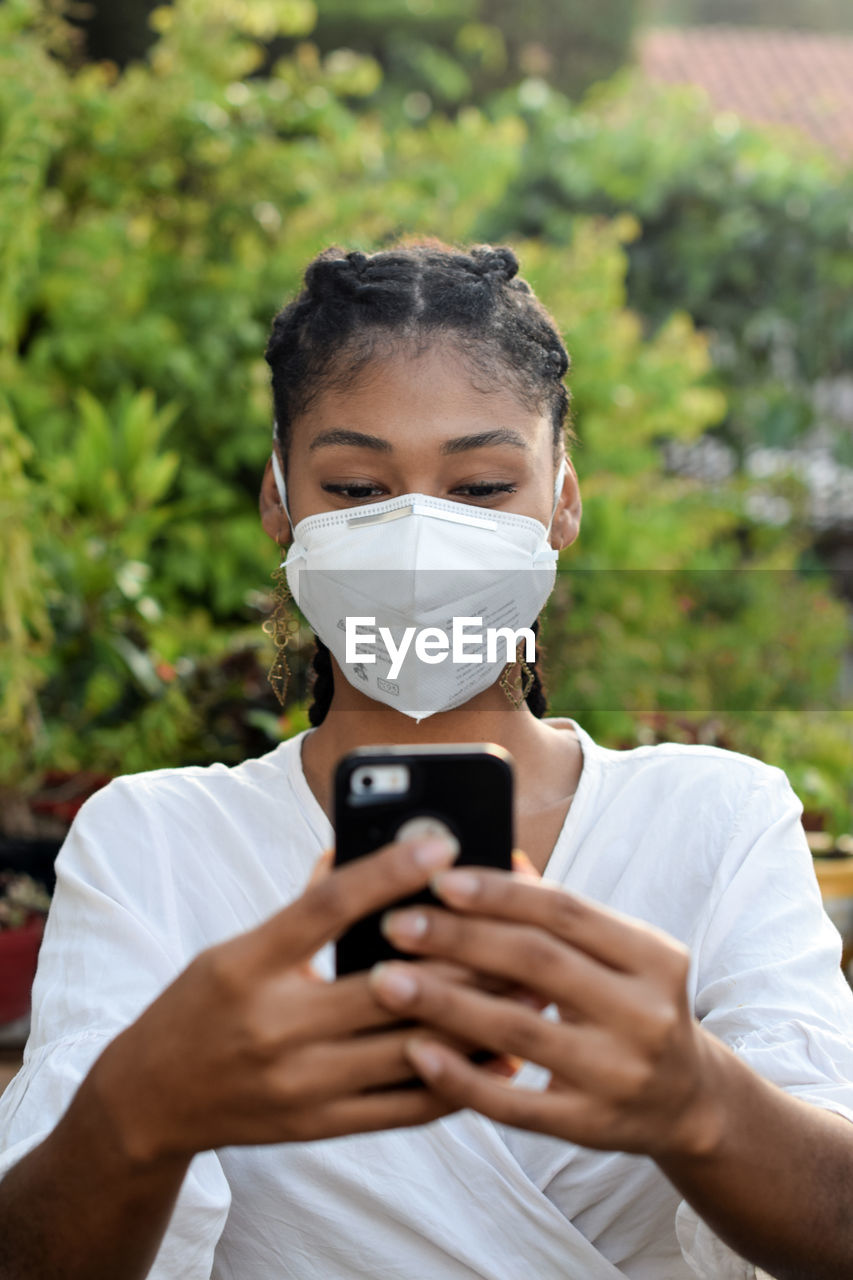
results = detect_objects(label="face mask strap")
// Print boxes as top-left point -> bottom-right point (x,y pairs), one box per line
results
270,422 -> 292,526
547,457 -> 567,535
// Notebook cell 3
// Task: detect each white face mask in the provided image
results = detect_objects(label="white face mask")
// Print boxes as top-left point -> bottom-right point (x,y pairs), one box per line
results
271,449 -> 566,721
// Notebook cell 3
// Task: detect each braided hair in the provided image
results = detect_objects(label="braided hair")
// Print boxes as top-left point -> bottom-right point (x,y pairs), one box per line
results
264,240 -> 572,726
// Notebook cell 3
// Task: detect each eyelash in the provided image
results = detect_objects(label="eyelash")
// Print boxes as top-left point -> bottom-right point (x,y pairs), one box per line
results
459,483 -> 517,497
322,482 -> 518,500
322,483 -> 383,499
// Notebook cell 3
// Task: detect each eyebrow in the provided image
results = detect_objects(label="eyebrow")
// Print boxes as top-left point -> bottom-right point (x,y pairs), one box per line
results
309,429 -> 393,453
308,427 -> 529,454
440,429 -> 528,455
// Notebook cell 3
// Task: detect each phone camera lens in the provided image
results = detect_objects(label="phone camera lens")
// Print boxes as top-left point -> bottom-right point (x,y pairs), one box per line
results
362,774 -> 373,789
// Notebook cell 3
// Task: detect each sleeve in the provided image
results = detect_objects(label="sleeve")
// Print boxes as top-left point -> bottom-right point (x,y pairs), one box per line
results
0,778 -> 231,1279
675,763 -> 853,1280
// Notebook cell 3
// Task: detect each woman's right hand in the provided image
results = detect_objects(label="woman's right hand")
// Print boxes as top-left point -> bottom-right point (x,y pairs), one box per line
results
86,835 -> 464,1168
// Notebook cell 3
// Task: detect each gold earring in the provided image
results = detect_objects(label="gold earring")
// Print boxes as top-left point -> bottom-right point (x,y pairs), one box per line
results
499,642 -> 534,709
261,551 -> 297,707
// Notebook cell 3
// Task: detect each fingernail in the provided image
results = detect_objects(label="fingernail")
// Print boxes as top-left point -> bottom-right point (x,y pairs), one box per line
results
413,838 -> 459,870
371,964 -> 419,1003
512,849 -> 539,877
381,910 -> 428,941
486,1054 -> 524,1078
406,1040 -> 445,1077
431,869 -> 480,902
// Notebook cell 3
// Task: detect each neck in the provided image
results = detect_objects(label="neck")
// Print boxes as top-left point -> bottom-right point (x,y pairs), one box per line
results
299,666 -> 579,822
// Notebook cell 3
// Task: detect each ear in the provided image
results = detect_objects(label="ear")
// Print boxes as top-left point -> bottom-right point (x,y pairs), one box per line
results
259,457 -> 292,546
550,456 -> 581,552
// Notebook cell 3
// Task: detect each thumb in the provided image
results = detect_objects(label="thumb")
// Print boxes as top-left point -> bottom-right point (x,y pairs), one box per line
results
300,850 -> 335,980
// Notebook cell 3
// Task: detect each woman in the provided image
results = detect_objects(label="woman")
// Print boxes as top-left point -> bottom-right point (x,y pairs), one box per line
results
1,241 -> 852,1280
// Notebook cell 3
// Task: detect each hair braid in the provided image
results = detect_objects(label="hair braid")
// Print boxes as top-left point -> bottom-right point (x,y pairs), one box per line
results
307,636 -> 334,727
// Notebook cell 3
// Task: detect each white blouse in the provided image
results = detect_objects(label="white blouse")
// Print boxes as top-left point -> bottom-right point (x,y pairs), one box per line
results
2,719 -> 852,1279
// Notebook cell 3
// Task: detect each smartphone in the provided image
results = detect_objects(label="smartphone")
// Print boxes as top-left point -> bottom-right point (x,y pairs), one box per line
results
333,743 -> 514,978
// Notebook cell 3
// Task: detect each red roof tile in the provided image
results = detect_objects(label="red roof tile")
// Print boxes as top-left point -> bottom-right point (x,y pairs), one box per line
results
638,27 -> 853,160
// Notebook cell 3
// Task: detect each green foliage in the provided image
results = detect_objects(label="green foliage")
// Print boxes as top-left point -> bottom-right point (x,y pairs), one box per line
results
0,410 -> 51,790
0,0 -> 849,834
0,0 -> 526,785
68,0 -> 639,106
481,74 -> 853,461
730,713 -> 853,838
478,0 -> 638,97
288,0 -> 639,112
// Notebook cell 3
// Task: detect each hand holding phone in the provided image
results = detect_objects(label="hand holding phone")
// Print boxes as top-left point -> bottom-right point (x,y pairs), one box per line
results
333,744 -> 514,978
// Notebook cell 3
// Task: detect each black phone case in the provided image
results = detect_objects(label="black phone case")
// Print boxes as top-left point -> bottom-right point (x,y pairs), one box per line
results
333,744 -> 514,978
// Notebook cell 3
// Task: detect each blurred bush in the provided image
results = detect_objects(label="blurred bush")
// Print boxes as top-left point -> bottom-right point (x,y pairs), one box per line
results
295,0 -> 639,112
0,0 -> 850,832
69,0 -> 640,104
481,74 -> 853,462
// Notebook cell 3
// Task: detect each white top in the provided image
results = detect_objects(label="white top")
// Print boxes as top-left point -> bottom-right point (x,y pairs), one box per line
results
2,719 -> 853,1279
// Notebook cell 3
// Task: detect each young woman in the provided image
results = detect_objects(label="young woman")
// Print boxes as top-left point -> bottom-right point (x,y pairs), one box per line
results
1,242 -> 852,1280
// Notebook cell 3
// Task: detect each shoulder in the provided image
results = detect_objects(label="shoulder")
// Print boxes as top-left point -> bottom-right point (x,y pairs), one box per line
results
574,721 -> 795,827
558,724 -> 809,952
51,735 -> 317,946
75,737 -> 301,828
57,735 -> 311,892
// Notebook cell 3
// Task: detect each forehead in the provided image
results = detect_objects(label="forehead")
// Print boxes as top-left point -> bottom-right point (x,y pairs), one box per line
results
291,341 -> 550,452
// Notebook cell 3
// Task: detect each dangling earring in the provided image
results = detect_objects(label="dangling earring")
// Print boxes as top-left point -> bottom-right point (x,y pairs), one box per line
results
499,641 -> 534,709
262,548 -> 296,707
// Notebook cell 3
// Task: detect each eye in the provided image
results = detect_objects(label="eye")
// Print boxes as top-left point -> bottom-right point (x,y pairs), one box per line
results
451,482 -> 518,499
322,482 -> 387,500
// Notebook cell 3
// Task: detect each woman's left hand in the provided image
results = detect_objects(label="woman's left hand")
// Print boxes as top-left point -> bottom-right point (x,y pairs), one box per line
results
368,864 -> 725,1162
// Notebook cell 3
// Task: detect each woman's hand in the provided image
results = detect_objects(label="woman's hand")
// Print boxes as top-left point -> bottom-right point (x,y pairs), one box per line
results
368,864 -> 724,1162
87,834 -> 491,1168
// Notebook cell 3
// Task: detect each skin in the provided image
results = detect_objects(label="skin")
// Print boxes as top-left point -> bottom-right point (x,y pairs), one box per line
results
2,339 -> 852,1278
